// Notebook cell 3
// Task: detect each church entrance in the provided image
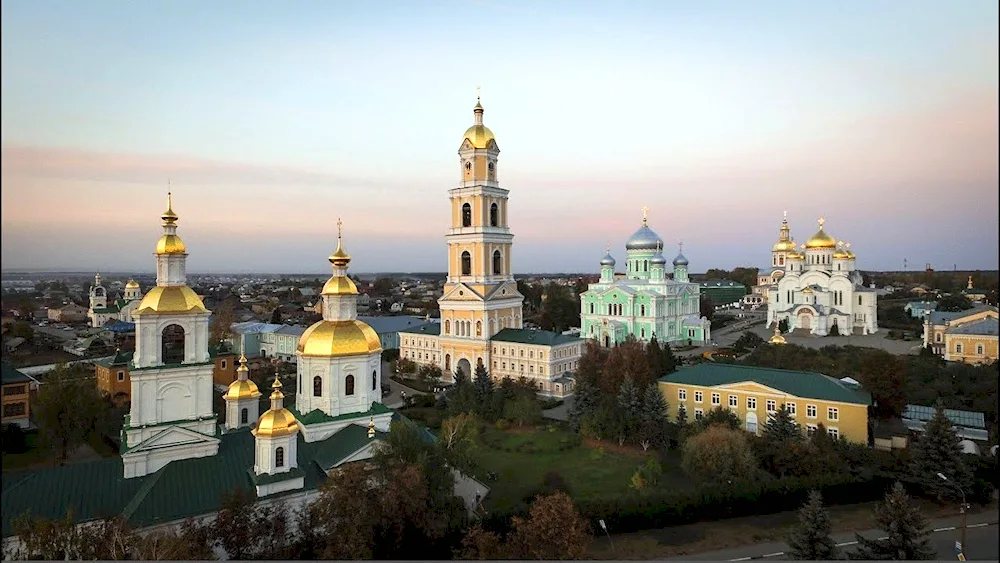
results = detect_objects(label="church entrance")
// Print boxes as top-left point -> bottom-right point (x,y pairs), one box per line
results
603,335 -> 611,347
456,358 -> 471,378
797,311 -> 812,331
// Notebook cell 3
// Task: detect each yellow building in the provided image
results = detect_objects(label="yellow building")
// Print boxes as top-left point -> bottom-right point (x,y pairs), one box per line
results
399,95 -> 582,397
658,363 -> 872,444
2,363 -> 33,428
923,305 -> 998,365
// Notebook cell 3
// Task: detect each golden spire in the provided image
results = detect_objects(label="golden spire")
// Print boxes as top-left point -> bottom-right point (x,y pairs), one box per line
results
237,354 -> 248,376
329,217 -> 351,267
368,416 -> 376,439
161,188 -> 178,224
641,205 -> 649,226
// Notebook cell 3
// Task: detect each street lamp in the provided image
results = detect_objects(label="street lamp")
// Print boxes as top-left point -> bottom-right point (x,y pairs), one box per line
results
598,519 -> 615,552
938,472 -> 968,559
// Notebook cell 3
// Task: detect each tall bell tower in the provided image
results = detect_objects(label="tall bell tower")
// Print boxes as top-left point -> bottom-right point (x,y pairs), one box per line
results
437,93 -> 524,376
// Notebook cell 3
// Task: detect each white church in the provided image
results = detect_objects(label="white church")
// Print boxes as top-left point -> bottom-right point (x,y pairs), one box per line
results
765,215 -> 879,336
2,196 -> 486,545
87,273 -> 145,327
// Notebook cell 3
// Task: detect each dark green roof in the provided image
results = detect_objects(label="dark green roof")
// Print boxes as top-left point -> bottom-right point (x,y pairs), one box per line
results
658,363 -> 872,406
2,363 -> 31,385
398,322 -> 441,336
94,349 -> 132,368
491,328 -> 580,346
289,401 -> 393,426
1,413 -> 408,538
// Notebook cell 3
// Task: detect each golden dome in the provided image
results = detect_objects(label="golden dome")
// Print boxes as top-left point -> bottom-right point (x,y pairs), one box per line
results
161,192 -> 179,224
844,242 -> 855,259
805,218 -> 836,249
254,376 -> 299,438
224,355 -> 261,401
772,240 -> 797,252
769,327 -> 787,345
321,276 -> 358,296
134,285 -> 207,315
462,124 -> 496,149
297,319 -> 382,358
156,234 -> 187,255
833,247 -> 850,259
788,249 -> 805,260
125,279 -> 140,289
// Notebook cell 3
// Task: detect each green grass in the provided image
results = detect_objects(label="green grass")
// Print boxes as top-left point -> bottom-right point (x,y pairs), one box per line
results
472,425 -> 694,512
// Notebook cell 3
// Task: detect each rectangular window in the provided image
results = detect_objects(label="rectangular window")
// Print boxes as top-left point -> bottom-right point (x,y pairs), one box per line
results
827,407 -> 839,421
827,427 -> 839,440
3,385 -> 27,396
806,424 -> 817,436
729,395 -> 738,408
3,402 -> 26,417
678,389 -> 687,401
746,397 -> 757,410
807,405 -> 818,418
766,399 -> 776,412
694,408 -> 704,420
694,391 -> 703,403
711,392 -> 721,406
221,359 -> 227,369
117,370 -> 125,382
786,402 -> 797,415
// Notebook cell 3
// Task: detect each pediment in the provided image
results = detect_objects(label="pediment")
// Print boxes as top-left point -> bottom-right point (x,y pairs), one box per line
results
460,139 -> 473,151
485,282 -> 522,301
717,381 -> 784,395
487,139 -> 499,151
126,425 -> 219,455
601,286 -> 635,298
441,283 -> 483,302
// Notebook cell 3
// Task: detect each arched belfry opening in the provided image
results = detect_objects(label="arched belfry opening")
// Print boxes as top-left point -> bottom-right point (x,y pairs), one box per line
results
461,251 -> 472,276
490,203 -> 498,227
462,203 -> 472,227
492,250 -> 502,275
161,324 -> 185,364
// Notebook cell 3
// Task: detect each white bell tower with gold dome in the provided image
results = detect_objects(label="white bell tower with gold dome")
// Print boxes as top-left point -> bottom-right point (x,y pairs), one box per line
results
252,374 -> 304,497
121,193 -> 220,479
294,220 -> 391,442
223,354 -> 262,431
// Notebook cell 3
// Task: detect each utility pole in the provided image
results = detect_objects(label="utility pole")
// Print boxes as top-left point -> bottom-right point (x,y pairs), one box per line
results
938,472 -> 968,560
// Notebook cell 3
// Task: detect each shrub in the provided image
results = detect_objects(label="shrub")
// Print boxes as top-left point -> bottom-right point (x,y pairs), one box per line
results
1,424 -> 28,454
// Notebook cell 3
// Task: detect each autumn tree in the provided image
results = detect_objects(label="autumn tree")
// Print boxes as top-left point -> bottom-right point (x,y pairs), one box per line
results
455,525 -> 509,560
908,404 -> 973,500
509,491 -> 592,560
849,482 -> 936,560
34,365 -> 112,462
681,424 -> 758,485
439,412 -> 479,473
504,395 -> 542,427
210,298 -> 237,344
306,463 -> 381,559
787,490 -> 837,560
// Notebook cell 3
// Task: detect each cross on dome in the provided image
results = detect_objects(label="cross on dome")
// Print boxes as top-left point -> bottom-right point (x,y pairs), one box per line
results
476,85 -> 481,102
641,206 -> 649,225
818,217 -> 826,228
678,241 -> 684,253
337,217 -> 343,240
606,240 -> 610,253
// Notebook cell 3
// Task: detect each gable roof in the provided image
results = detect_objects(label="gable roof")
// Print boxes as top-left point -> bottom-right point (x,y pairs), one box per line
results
491,328 -> 580,346
929,305 -> 998,326
658,363 -> 872,405
945,316 -> 999,336
1,363 -> 31,385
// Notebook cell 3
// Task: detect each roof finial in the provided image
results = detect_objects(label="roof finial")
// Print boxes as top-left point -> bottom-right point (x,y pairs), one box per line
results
368,416 -> 376,439
678,240 -> 684,253
818,217 -> 825,229
606,240 -> 610,253
783,210 -> 787,220
476,85 -> 481,103
641,205 -> 649,226
337,217 -> 343,241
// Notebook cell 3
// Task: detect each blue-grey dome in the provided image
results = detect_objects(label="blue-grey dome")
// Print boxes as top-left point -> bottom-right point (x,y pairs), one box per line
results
651,253 -> 667,265
673,252 -> 689,266
600,252 -> 616,267
626,224 -> 663,251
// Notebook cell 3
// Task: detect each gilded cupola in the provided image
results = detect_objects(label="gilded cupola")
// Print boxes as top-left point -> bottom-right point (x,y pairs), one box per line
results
321,218 -> 359,296
833,241 -> 851,259
155,192 -> 187,255
805,218 -> 837,249
253,375 -> 299,438
462,93 -> 497,150
772,212 -> 797,252
769,326 -> 787,345
224,355 -> 262,401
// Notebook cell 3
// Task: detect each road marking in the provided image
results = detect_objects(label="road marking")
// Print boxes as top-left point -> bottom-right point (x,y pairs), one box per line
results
762,552 -> 785,558
836,541 -> 858,547
878,536 -> 888,540
934,526 -> 957,532
968,523 -> 990,528
729,557 -> 752,561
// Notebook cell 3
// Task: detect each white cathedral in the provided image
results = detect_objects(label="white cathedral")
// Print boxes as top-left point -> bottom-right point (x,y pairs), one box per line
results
764,214 -> 878,336
88,273 -> 144,327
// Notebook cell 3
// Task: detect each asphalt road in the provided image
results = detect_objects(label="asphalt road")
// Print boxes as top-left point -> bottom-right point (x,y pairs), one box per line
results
670,511 -> 999,561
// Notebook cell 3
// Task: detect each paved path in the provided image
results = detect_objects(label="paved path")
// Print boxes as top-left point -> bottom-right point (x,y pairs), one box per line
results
542,396 -> 573,421
384,376 -> 429,409
668,511 -> 999,561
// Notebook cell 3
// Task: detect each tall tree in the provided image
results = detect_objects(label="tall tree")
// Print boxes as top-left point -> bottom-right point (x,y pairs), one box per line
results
757,404 -> 811,477
212,488 -> 257,560
660,341 -> 678,375
646,336 -> 664,377
761,404 -> 801,443
438,413 -> 479,474
34,365 -> 111,462
472,363 -> 493,413
681,424 -> 757,485
638,384 -> 668,451
908,405 -> 973,500
509,491 -> 592,560
269,307 -> 282,324
787,490 -> 838,560
568,375 -> 601,432
849,482 -> 936,560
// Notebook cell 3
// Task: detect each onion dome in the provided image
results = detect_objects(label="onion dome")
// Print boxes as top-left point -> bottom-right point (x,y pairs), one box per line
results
322,218 -> 359,296
672,252 -> 688,267
297,320 -> 382,357
833,241 -> 850,259
462,96 -> 496,149
599,241 -> 616,266
805,218 -> 836,249
125,279 -> 140,290
772,213 -> 796,252
625,216 -> 663,251
651,253 -> 667,266
768,327 -> 787,345
253,375 -> 299,438
844,242 -> 856,259
155,192 -> 186,255
224,355 -> 261,401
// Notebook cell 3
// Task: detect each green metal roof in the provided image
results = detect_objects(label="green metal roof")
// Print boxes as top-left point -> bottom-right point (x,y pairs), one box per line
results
658,363 -> 872,405
289,401 -> 393,426
1,416 -> 404,537
491,328 -> 580,346
1,363 -> 31,385
398,322 -> 441,336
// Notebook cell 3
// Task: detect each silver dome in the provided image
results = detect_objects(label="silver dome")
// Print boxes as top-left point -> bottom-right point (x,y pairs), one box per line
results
625,224 -> 663,251
651,253 -> 667,265
600,252 -> 616,266
673,252 -> 689,266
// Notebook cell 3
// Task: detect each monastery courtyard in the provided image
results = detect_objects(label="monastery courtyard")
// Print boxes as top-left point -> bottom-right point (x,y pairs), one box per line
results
736,323 -> 923,356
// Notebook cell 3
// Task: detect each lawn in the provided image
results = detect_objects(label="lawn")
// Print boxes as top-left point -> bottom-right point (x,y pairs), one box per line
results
472,424 -> 693,512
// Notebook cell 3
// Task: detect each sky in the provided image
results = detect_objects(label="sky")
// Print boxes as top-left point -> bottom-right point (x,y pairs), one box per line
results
2,0 -> 998,274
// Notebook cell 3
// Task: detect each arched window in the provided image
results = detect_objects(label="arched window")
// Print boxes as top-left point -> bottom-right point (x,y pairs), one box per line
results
644,260 -> 649,272
490,203 -> 498,226
445,320 -> 451,334
462,203 -> 472,227
161,324 -> 185,364
372,370 -> 377,390
476,321 -> 482,337
488,161 -> 496,180
492,250 -> 502,275
445,354 -> 451,371
589,303 -> 594,314
313,376 -> 322,397
640,304 -> 646,316
241,408 -> 248,424
345,374 -> 355,396
461,251 -> 471,276
275,446 -> 285,468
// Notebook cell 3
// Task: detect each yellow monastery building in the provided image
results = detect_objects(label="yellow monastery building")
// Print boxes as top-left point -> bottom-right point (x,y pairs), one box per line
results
399,97 -> 582,397
658,363 -> 872,444
923,304 -> 998,365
